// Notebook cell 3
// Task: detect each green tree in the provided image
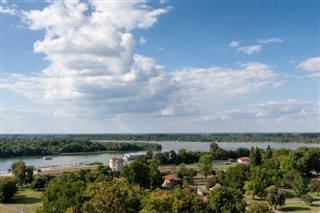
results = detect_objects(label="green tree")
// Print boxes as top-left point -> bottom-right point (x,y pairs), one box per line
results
210,143 -> 219,153
140,189 -> 173,213
120,160 -> 151,188
31,176 -> 46,191
25,165 -> 35,185
0,177 -> 18,203
217,163 -> 250,193
39,173 -> 87,213
173,163 -> 196,184
266,145 -> 273,159
207,186 -> 246,213
171,188 -> 206,213
309,178 -> 320,196
198,154 -> 214,178
246,202 -> 274,213
292,174 -> 308,197
149,162 -> 163,189
243,180 -> 264,200
11,161 -> 27,186
82,179 -> 144,213
244,166 -> 273,199
250,147 -> 262,166
266,185 -> 286,210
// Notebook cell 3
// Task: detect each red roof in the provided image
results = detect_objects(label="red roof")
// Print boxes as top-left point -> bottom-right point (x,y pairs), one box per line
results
111,156 -> 123,161
163,175 -> 181,181
238,157 -> 250,161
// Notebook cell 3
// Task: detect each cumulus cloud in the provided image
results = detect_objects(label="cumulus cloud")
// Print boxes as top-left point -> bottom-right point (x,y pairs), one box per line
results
258,37 -> 283,44
297,57 -> 320,72
237,45 -> 262,55
3,0 -> 280,121
297,57 -> 320,78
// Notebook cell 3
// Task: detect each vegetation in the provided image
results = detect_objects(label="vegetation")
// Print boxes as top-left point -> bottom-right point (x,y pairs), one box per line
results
0,138 -> 161,158
1,140 -> 319,213
309,178 -> 320,195
2,133 -> 319,143
0,177 -> 18,203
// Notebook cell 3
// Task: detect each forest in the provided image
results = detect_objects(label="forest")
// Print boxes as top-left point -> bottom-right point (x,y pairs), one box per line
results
0,138 -> 161,158
2,133 -> 320,143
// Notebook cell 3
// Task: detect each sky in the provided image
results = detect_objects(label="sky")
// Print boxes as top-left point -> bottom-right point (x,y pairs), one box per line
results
0,0 -> 319,134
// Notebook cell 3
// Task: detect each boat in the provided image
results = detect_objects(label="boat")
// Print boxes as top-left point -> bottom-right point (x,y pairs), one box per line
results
43,156 -> 52,160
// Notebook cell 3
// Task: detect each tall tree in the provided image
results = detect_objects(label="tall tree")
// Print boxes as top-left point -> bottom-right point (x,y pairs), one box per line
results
11,161 -> 27,186
207,185 -> 246,213
292,174 -> 308,197
210,143 -> 219,154
266,145 -> 273,159
149,162 -> 163,190
266,185 -> 286,209
120,160 -> 151,188
198,154 -> 214,178
82,179 -> 144,213
39,173 -> 87,213
251,147 -> 262,166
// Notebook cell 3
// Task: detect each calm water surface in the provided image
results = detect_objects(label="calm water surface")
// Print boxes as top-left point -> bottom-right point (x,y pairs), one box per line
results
0,141 -> 318,171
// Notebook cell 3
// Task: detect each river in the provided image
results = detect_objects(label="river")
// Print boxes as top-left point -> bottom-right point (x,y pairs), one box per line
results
0,141 -> 318,171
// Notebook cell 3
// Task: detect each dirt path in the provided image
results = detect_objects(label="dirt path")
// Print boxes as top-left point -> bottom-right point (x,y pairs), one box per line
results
0,204 -> 26,213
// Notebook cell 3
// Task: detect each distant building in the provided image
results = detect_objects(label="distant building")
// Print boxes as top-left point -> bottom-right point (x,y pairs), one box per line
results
162,175 -> 182,189
237,157 -> 250,164
109,156 -> 124,172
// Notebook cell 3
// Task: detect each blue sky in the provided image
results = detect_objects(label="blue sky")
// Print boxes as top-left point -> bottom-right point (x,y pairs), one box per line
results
1,0 -> 319,133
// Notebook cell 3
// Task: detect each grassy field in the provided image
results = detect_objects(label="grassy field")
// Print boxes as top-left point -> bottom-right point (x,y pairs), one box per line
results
278,201 -> 320,213
3,188 -> 43,213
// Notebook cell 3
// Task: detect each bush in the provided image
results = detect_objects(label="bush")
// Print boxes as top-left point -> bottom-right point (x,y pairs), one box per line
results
0,177 -> 18,203
300,194 -> 313,206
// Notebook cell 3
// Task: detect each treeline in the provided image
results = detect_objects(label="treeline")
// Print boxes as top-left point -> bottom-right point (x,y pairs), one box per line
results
2,133 -> 320,143
0,138 -> 161,158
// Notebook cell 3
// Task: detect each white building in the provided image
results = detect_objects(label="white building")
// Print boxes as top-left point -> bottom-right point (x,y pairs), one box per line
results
237,157 -> 250,164
109,156 -> 124,172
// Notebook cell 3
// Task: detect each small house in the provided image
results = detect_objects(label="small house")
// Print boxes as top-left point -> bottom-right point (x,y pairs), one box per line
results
162,175 -> 182,189
237,157 -> 250,164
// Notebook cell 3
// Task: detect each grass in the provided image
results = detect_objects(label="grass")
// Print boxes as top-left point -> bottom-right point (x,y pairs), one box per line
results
278,201 -> 320,213
40,165 -> 98,174
4,188 -> 43,213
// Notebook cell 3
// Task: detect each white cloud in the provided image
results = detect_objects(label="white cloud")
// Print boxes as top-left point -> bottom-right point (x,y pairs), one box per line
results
3,1 -> 280,125
139,37 -> 147,45
0,4 -> 17,16
258,37 -> 283,44
237,45 -> 262,55
181,99 -> 319,132
297,57 -> 320,72
229,41 -> 239,47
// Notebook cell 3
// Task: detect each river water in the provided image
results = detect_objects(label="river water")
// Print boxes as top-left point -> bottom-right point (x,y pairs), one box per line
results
0,141 -> 318,171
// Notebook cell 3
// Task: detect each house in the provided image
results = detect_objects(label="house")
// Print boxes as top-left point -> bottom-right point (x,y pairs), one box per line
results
162,175 -> 182,189
109,156 -> 124,172
237,157 -> 250,164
